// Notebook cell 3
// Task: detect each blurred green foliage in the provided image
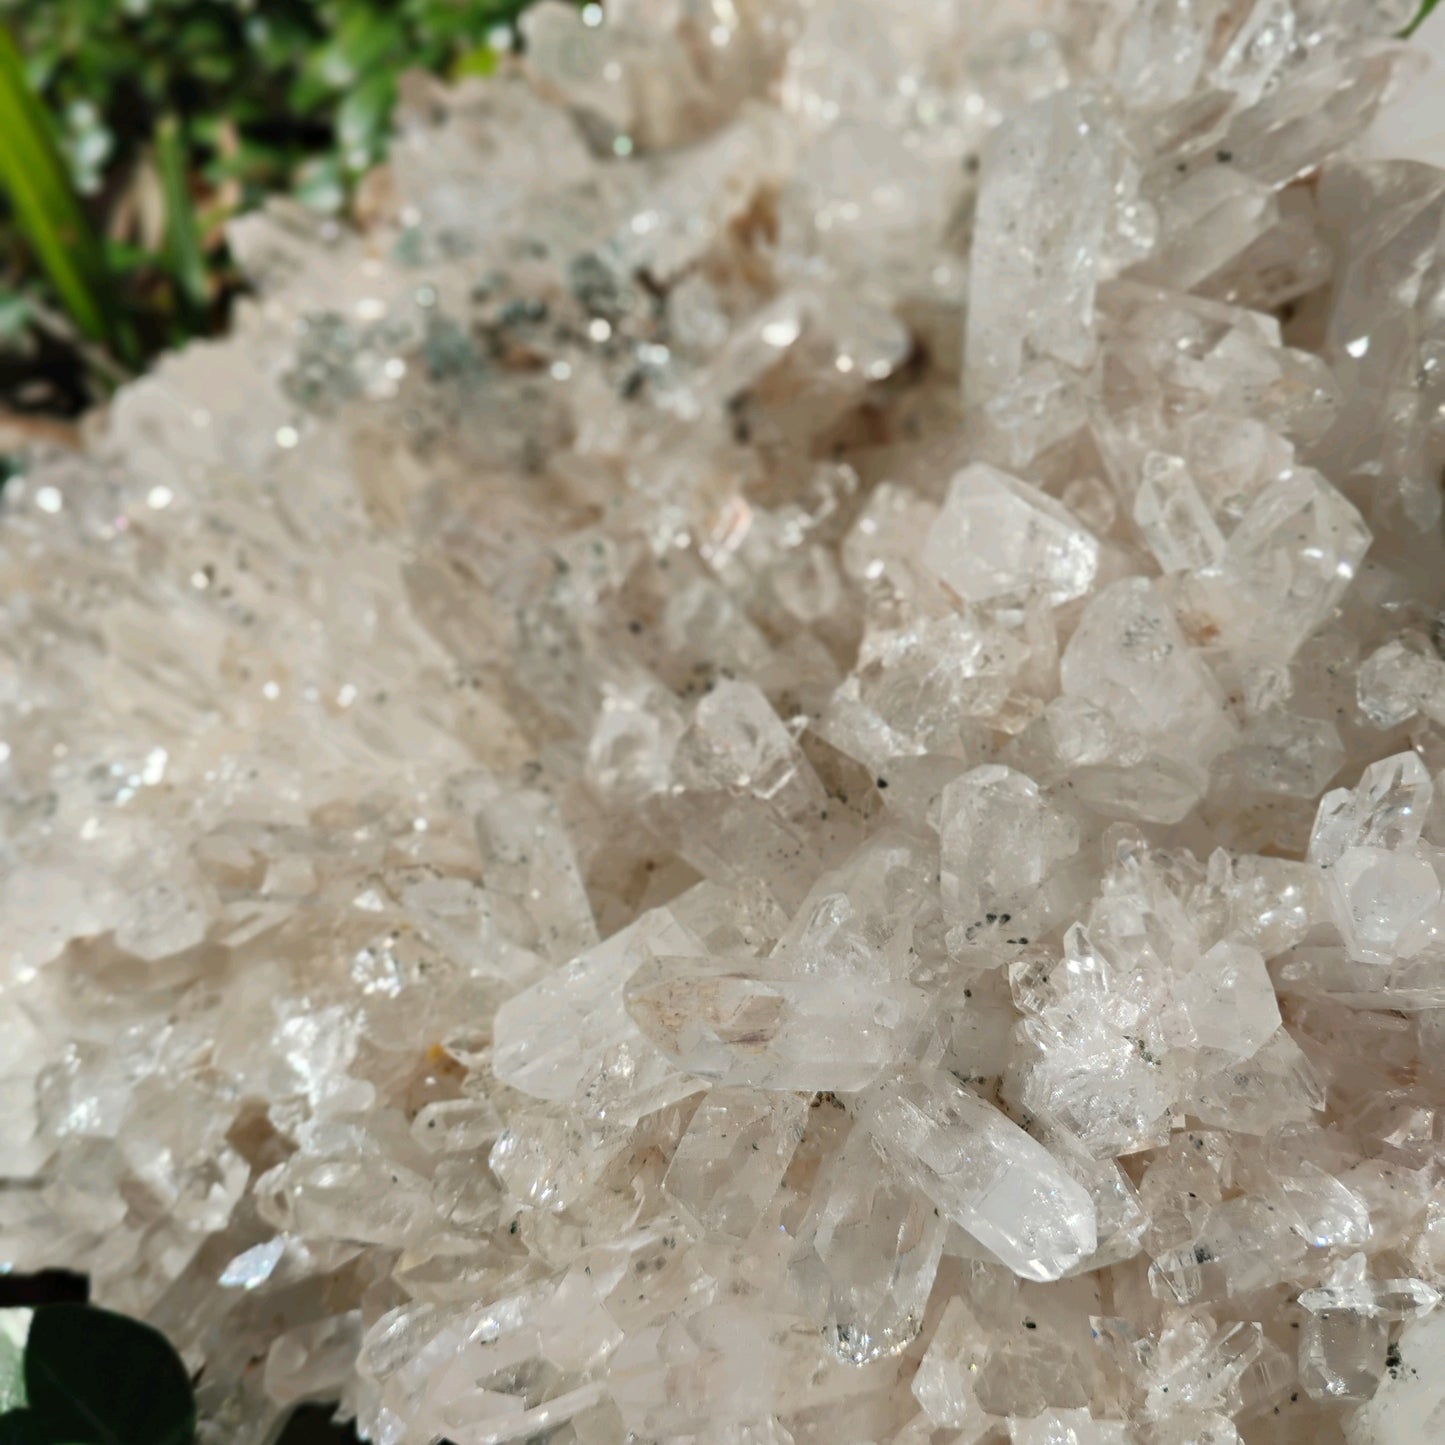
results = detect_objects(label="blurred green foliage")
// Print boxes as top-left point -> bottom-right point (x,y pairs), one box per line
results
0,0 -> 546,407
1403,0 -> 1440,35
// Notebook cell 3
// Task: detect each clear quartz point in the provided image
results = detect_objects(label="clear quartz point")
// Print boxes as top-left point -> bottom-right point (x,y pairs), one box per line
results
789,1125 -> 947,1365
624,951 -> 928,1093
923,464 -> 1099,607
1060,577 -> 1235,772
663,1088 -> 809,1238
857,1068 -> 1097,1282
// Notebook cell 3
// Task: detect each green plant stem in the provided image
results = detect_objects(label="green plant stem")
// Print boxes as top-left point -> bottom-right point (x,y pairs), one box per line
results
0,23 -> 132,365
1403,0 -> 1441,38
156,113 -> 210,319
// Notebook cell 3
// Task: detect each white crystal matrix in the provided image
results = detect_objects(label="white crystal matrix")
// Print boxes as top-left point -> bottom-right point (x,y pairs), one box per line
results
2,2 -> 1445,1443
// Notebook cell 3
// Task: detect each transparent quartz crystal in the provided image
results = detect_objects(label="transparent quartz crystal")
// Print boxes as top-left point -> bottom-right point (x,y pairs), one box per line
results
663,1088 -> 809,1238
1060,578 -> 1235,772
789,1125 -> 947,1365
966,90 -> 1127,403
938,765 -> 1079,942
624,951 -> 927,1093
1132,451 -> 1227,574
910,1297 -> 994,1436
857,1068 -> 1097,1282
922,464 -> 1099,607
492,904 -> 699,1123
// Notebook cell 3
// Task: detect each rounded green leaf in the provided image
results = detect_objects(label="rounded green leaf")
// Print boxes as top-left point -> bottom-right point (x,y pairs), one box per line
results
0,1410 -> 85,1445
22,1306 -> 195,1445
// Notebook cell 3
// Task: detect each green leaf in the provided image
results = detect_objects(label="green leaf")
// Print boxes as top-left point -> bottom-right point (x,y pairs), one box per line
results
0,24 -> 118,351
155,114 -> 210,314
336,69 -> 397,170
292,154 -> 346,214
0,290 -> 33,346
452,43 -> 499,79
0,1413 -> 42,1444
0,1407 -> 87,1445
0,1413 -> 86,1445
331,4 -> 407,81
101,240 -> 153,276
22,1306 -> 196,1445
287,65 -> 334,115
1403,0 -> 1441,36
0,1309 -> 29,1411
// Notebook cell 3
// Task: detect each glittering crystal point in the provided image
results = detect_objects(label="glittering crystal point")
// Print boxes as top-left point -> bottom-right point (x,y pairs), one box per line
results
938,764 -> 1080,946
1148,1193 -> 1309,1304
966,90 -> 1143,429
1357,637 -> 1445,730
1341,1308 -> 1445,1444
922,464 -> 1099,608
1142,1315 -> 1292,1422
1008,696 -> 1206,826
469,774 -> 599,963
825,608 -> 1028,768
1222,43 -> 1424,189
1176,940 -> 1280,1060
1137,165 -> 1280,292
1131,451 -> 1227,574
1188,1026 -> 1326,1133
663,1087 -> 808,1238
789,1124 -> 946,1365
1299,1255 -> 1443,1322
1325,845 -> 1440,965
640,679 -> 833,910
1007,1409 -> 1133,1444
1217,710 -> 1346,800
1060,578 -> 1235,782
778,827 -> 938,980
491,904 -> 698,1122
858,1068 -> 1096,1283
1216,464 -> 1371,660
1260,1149 -> 1371,1252
586,676 -> 685,805
1017,993 -> 1178,1161
1299,1305 -> 1390,1405
910,1296 -> 996,1436
625,948 -> 926,1093
1310,751 -> 1434,868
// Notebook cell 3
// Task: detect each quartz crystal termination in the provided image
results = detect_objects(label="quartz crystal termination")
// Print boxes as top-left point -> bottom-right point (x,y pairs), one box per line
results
1,1 -> 1444,1443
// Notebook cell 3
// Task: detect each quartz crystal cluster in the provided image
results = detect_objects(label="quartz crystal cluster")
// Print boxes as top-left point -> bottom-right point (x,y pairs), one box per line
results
4,2 -> 1445,1442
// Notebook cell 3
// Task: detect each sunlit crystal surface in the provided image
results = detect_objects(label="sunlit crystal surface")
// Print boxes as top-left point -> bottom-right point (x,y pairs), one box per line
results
3,3 -> 1445,1443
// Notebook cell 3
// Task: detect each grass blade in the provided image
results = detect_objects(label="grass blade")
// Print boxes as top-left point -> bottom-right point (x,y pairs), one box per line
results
0,24 -> 119,353
155,113 -> 210,316
1403,0 -> 1441,37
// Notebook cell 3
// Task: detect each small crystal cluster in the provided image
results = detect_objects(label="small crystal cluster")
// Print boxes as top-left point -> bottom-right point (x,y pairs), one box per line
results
4,2 -> 1445,1442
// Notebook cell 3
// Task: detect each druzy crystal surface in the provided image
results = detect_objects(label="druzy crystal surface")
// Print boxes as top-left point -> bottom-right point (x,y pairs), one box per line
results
3,2 -> 1445,1442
